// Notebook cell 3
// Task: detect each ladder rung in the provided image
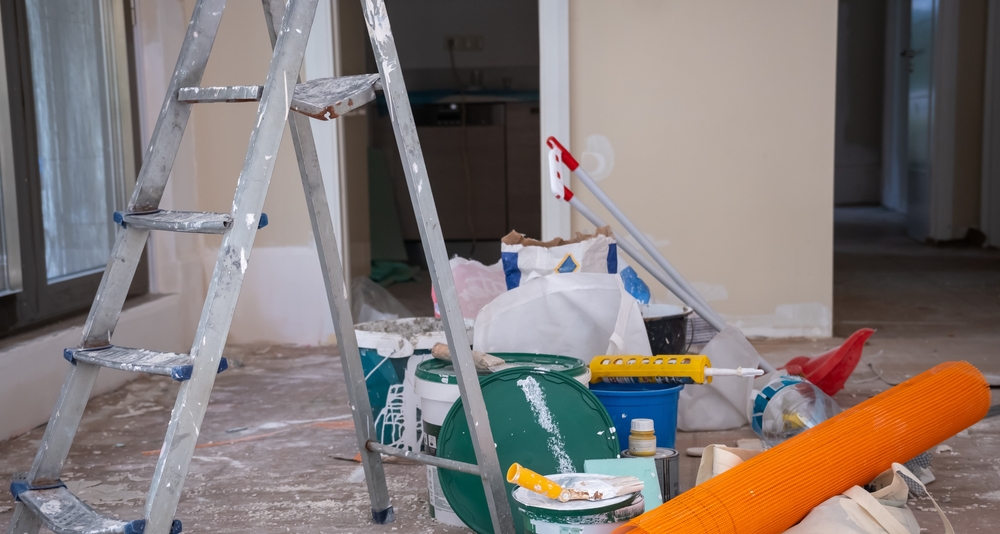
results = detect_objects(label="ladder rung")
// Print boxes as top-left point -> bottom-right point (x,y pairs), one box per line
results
64,346 -> 229,382
10,474 -> 182,534
112,209 -> 268,234
178,73 -> 381,120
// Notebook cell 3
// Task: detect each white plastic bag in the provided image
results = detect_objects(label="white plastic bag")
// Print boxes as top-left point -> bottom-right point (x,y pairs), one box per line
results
784,463 -> 953,534
676,326 -> 758,431
431,257 -> 507,320
500,227 -> 617,290
473,272 -> 651,361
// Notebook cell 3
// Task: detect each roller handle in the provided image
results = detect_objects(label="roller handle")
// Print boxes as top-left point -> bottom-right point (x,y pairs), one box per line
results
507,463 -> 565,501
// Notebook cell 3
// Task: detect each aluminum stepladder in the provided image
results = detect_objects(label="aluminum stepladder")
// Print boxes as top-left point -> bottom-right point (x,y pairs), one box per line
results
7,0 -> 516,533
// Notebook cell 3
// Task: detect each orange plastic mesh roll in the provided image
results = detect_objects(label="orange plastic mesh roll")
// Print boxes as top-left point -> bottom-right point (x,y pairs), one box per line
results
615,361 -> 990,534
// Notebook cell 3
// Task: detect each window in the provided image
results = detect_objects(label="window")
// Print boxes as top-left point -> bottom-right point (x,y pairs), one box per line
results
0,0 -> 145,337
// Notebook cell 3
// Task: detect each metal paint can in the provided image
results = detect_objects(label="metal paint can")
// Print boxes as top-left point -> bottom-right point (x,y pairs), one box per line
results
622,447 -> 680,501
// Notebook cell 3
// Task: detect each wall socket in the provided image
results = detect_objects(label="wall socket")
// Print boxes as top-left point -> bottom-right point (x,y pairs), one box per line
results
446,35 -> 485,52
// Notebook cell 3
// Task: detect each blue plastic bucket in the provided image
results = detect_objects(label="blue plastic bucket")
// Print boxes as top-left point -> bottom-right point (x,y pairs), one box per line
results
590,382 -> 683,450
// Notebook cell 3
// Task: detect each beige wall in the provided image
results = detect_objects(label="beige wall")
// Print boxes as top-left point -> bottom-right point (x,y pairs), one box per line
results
132,1 -> 346,345
568,1 -> 838,337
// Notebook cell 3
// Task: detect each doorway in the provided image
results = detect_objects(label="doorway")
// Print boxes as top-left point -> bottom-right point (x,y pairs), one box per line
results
832,0 -> 1000,336
337,0 -> 542,316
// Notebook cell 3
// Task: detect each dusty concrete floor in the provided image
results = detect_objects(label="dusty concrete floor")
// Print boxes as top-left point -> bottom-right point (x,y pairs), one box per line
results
2,207 -> 998,533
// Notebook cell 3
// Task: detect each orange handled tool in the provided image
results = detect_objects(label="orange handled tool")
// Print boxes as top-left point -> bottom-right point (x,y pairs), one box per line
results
507,463 -> 563,500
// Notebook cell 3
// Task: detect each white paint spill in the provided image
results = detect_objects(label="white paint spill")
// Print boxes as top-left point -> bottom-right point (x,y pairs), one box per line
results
348,466 -> 366,483
517,376 -> 574,474
411,162 -> 418,174
39,500 -> 61,515
580,134 -> 615,181
240,249 -> 248,274
246,213 -> 256,229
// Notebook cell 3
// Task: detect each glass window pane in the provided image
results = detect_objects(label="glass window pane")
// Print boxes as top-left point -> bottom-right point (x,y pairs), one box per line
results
26,0 -> 124,282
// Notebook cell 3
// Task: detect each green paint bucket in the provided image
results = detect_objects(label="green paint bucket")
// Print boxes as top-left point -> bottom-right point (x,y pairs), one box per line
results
436,369 -> 620,533
513,478 -> 646,534
415,354 -> 590,526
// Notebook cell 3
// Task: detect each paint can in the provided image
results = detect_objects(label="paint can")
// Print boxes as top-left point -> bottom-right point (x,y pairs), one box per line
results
622,447 -> 680,501
415,354 -> 590,526
512,480 -> 645,534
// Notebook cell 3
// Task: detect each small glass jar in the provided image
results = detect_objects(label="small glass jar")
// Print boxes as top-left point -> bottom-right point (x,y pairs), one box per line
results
628,418 -> 657,456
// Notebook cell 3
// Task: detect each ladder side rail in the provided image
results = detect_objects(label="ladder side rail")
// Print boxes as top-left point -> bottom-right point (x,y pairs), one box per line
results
357,1 -> 516,531
82,0 -> 228,348
143,2 -> 320,533
8,4 -> 228,534
260,0 -> 394,523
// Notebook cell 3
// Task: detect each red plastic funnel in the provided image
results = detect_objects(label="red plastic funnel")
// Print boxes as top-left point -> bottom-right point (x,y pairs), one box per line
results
781,328 -> 875,396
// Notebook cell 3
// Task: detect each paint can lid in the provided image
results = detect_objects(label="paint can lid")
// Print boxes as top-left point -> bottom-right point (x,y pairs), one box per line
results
416,352 -> 586,384
631,418 -> 655,432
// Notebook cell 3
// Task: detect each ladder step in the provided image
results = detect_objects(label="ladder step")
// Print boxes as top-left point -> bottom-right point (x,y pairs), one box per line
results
64,346 -> 229,382
10,475 -> 182,534
113,209 -> 268,234
178,73 -> 381,120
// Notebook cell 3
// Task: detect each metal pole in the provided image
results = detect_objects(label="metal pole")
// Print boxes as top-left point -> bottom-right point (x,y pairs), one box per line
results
366,442 -> 482,476
358,1 -> 516,531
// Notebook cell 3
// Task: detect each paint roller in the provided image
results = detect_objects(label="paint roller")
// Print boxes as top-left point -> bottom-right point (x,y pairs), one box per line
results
613,360 -> 991,534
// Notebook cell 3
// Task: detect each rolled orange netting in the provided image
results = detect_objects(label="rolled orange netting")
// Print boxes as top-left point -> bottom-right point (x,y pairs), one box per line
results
614,361 -> 990,534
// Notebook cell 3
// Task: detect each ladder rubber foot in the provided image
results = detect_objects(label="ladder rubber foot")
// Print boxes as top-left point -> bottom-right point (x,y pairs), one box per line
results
64,346 -> 228,382
10,474 -> 182,534
371,506 -> 395,524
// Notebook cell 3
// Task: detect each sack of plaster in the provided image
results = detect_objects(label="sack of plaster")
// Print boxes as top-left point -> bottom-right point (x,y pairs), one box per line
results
500,227 -> 617,290
472,272 -> 652,362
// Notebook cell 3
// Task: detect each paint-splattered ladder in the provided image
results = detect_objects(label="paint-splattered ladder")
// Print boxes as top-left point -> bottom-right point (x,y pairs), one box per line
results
6,1 -> 514,533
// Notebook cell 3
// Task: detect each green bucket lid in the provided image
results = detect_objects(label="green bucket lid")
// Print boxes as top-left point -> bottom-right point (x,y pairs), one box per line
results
415,353 -> 586,385
436,368 -> 620,534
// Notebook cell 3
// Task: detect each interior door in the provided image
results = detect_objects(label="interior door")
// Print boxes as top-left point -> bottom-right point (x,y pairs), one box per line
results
906,0 -> 936,240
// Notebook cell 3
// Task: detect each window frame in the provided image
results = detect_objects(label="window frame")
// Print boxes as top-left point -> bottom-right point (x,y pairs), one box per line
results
0,0 -> 147,338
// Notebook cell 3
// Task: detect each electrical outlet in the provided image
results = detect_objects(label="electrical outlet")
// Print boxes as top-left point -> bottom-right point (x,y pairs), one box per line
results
446,35 -> 485,52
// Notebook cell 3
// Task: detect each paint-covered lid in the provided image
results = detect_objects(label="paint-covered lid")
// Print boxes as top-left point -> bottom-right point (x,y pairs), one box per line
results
415,352 -> 586,384
354,317 -> 475,358
436,368 -> 620,534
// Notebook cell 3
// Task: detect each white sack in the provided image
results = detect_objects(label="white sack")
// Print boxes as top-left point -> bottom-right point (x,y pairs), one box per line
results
473,273 -> 651,362
676,326 -> 758,431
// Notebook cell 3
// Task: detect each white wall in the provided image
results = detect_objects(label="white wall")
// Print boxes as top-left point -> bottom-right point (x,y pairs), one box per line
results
567,1 -> 838,338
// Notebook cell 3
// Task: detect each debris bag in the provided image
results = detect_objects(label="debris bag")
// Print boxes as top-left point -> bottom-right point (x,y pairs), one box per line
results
676,326 -> 758,431
430,257 -> 507,320
473,272 -> 652,362
501,227 -> 617,290
350,276 -> 411,323
783,463 -> 953,534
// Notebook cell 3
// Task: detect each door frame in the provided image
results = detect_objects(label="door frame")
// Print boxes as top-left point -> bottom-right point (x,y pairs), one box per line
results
539,0 -> 571,240
882,0 -> 910,212
883,0 -> 961,241
983,0 -> 1000,247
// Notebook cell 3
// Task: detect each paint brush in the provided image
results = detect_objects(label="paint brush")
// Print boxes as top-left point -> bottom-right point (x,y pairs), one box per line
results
507,463 -> 644,502
431,343 -> 510,372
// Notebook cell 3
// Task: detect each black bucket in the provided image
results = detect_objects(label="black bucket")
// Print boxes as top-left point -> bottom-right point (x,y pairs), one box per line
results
641,304 -> 693,354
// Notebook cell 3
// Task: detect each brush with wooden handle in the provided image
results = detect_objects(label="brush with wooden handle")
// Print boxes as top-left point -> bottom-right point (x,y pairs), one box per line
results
431,343 -> 510,372
507,463 -> 644,502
